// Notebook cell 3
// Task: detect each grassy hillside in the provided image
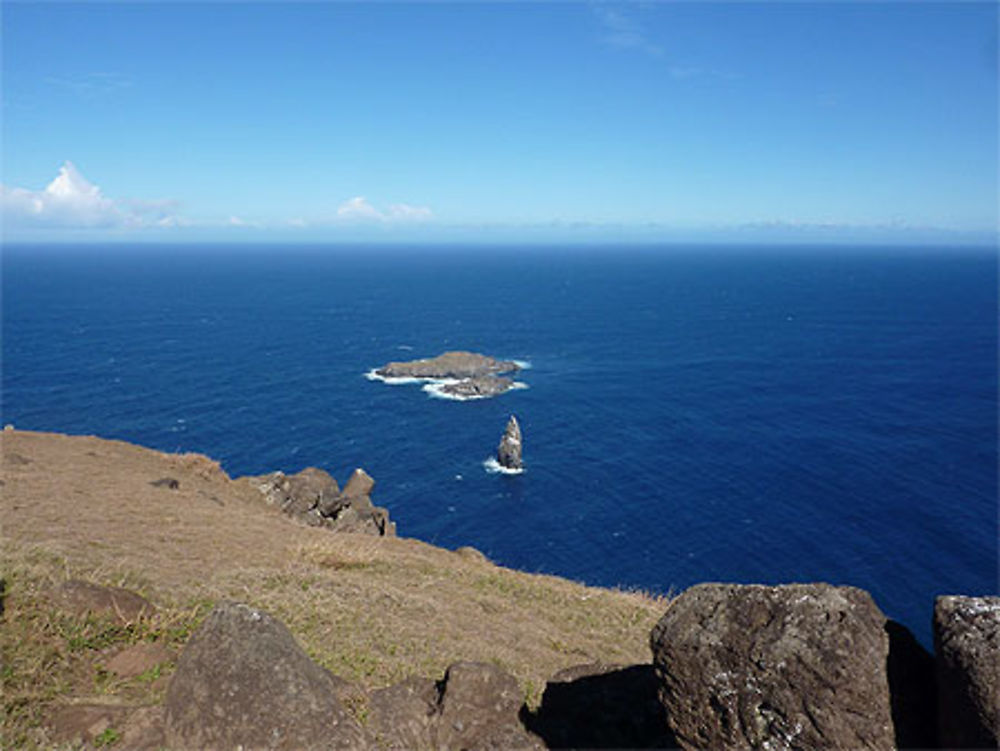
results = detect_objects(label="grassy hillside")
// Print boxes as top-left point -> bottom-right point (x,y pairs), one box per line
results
1,429 -> 668,747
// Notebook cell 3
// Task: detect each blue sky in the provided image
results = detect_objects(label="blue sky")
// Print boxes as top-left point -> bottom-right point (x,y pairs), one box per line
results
2,1 -> 997,244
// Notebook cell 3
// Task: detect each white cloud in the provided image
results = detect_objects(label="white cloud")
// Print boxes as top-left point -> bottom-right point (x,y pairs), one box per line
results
336,196 -> 385,221
592,5 -> 663,58
335,196 -> 433,223
0,161 -> 180,230
386,203 -> 433,221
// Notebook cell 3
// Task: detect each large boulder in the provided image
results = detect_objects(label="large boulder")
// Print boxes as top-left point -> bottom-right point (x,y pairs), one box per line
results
650,583 -> 895,751
367,661 -> 542,750
164,602 -> 367,750
934,595 -> 1000,749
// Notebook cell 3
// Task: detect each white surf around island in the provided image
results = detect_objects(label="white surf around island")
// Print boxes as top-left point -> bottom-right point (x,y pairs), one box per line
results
423,380 -> 528,401
365,368 -> 528,400
483,457 -> 524,475
363,369 -> 426,386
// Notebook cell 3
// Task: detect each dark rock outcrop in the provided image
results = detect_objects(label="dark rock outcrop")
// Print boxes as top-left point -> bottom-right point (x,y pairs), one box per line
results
442,375 -> 515,399
164,602 -> 368,750
934,594 -> 1000,749
253,466 -> 395,536
376,351 -> 520,380
53,580 -> 155,623
497,415 -> 523,470
650,583 -> 895,751
526,662 -> 675,748
149,476 -> 179,490
368,662 -> 543,750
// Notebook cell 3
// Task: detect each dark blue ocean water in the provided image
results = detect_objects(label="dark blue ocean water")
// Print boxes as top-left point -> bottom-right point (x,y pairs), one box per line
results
3,244 -> 997,646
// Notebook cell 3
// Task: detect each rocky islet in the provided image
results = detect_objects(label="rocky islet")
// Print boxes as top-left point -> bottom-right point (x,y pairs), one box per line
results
371,350 -> 524,400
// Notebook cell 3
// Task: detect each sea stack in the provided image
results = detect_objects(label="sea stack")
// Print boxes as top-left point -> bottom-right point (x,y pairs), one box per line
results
497,415 -> 523,471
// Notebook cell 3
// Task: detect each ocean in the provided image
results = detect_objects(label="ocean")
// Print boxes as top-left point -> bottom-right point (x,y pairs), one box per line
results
3,243 -> 996,646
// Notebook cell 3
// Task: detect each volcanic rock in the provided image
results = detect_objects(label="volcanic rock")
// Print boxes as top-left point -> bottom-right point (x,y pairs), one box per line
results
497,415 -> 523,470
367,661 -> 543,750
53,580 -> 155,623
435,661 -> 543,750
376,350 -> 520,380
164,602 -> 367,750
367,676 -> 439,750
649,582 -> 895,751
441,375 -> 515,399
149,476 -> 179,490
341,467 -> 375,500
934,594 -> 1000,748
253,466 -> 394,536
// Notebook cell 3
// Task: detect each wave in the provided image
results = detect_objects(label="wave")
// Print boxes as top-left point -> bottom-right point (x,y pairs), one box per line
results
422,379 -> 470,401
423,380 -> 529,401
483,457 -> 524,475
511,360 -> 532,370
364,369 -> 425,386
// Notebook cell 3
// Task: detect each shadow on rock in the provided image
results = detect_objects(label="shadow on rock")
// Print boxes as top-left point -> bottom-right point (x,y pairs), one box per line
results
523,663 -> 677,749
885,619 -> 937,750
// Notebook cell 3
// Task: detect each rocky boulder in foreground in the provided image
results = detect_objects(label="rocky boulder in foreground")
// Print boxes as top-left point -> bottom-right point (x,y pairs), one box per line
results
164,602 -> 367,750
650,583 -> 895,751
934,594 -> 1000,749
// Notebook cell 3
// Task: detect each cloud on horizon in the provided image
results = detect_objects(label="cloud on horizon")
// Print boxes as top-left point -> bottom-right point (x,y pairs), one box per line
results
1,164 -> 433,234
335,196 -> 433,223
1,162 -> 181,230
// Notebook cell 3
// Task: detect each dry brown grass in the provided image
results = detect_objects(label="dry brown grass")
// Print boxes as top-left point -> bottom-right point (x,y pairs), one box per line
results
1,429 -> 669,746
